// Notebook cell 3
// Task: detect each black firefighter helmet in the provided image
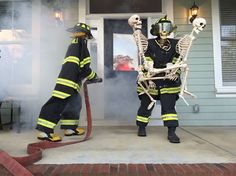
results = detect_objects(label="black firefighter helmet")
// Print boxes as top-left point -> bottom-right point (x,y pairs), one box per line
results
150,15 -> 176,36
67,22 -> 93,39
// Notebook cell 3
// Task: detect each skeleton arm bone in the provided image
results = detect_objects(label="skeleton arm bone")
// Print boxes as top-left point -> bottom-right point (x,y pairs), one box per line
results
150,63 -> 187,75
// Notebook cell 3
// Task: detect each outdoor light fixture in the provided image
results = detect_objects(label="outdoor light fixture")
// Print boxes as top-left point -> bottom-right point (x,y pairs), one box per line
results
54,8 -> 63,25
189,2 -> 199,23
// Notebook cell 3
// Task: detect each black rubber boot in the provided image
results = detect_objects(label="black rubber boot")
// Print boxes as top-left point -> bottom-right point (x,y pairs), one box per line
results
138,126 -> 146,137
168,127 -> 180,143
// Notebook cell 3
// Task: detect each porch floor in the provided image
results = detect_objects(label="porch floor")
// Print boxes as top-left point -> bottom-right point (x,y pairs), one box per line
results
0,126 -> 236,175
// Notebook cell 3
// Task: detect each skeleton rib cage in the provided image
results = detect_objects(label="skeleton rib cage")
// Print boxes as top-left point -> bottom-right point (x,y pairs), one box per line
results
128,15 -> 206,108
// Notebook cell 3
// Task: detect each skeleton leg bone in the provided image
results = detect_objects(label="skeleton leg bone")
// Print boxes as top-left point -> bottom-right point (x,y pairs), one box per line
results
180,66 -> 196,98
138,81 -> 156,110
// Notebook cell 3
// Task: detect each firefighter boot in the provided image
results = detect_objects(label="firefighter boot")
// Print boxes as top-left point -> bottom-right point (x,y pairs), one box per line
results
64,127 -> 85,136
138,126 -> 146,137
167,127 -> 180,143
37,132 -> 62,142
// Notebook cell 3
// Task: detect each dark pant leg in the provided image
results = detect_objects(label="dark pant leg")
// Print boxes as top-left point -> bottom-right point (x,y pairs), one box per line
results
136,94 -> 155,127
60,93 -> 82,130
159,93 -> 179,127
36,97 -> 69,133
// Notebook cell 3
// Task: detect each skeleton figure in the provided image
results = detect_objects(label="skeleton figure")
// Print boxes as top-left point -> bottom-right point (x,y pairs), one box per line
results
129,16 -> 206,106
128,15 -> 148,66
129,15 -> 206,143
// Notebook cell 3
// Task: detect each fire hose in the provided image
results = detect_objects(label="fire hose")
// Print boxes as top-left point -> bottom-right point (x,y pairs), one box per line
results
0,79 -> 102,176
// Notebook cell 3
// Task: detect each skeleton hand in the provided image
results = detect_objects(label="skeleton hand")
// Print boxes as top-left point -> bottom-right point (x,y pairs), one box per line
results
168,74 -> 179,81
148,80 -> 156,89
137,71 -> 144,81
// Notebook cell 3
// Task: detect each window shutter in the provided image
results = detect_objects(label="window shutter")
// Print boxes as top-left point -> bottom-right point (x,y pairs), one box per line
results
220,0 -> 236,85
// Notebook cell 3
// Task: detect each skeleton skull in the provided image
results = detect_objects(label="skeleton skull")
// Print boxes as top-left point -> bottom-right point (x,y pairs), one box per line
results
192,17 -> 206,34
128,14 -> 142,29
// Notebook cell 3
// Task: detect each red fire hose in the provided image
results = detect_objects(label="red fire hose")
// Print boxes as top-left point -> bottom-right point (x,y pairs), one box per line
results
0,80 -> 99,176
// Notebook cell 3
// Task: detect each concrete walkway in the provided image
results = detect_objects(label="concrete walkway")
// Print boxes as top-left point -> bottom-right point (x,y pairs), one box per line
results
0,126 -> 236,164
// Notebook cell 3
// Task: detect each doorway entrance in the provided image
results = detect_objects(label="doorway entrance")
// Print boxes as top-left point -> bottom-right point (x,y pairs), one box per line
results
86,17 -> 162,125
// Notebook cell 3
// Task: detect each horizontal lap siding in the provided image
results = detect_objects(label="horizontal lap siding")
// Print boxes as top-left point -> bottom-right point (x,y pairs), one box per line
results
174,0 -> 236,125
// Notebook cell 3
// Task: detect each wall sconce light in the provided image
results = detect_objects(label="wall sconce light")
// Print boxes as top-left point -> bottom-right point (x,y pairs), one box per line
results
189,2 -> 199,23
54,8 -> 63,25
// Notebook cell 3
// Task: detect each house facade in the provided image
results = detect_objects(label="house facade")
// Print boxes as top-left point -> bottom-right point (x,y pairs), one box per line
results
0,0 -> 235,127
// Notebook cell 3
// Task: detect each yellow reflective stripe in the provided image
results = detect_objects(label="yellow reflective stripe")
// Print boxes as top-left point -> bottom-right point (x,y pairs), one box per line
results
52,90 -> 71,99
144,57 -> 152,61
60,119 -> 79,125
162,117 -> 178,121
160,87 -> 180,94
137,87 -> 143,94
149,89 -> 158,95
80,57 -> 91,68
137,86 -> 158,95
81,24 -> 86,28
56,78 -> 79,89
172,57 -> 178,64
161,114 -> 177,118
37,118 -> 56,129
161,114 -> 178,121
63,56 -> 80,65
83,57 -> 91,63
71,38 -> 78,43
87,71 -> 96,80
136,115 -> 150,123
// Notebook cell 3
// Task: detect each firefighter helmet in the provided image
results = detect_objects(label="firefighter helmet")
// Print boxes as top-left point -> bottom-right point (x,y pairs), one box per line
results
67,22 -> 93,39
150,15 -> 175,37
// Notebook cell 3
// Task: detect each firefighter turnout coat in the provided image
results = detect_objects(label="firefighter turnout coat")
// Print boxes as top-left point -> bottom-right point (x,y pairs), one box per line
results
36,37 -> 97,133
136,37 -> 181,128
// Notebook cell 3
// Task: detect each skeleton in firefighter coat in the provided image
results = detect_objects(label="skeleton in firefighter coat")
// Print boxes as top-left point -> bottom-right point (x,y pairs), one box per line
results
136,16 -> 181,143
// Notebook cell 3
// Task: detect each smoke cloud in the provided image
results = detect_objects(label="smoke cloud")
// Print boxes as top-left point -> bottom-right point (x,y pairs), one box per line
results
0,1 -> 159,129
0,1 -> 69,129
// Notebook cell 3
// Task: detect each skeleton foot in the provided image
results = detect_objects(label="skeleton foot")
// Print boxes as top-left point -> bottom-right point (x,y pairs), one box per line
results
184,90 -> 197,98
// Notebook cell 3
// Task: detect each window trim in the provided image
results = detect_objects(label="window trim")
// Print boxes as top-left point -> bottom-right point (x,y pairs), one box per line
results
7,0 -> 40,96
212,0 -> 236,96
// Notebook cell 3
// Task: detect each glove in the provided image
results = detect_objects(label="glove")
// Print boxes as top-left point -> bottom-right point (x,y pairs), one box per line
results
86,75 -> 103,84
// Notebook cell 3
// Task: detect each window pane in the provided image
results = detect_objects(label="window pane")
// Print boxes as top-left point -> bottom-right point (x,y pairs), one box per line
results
220,0 -> 236,85
221,41 -> 236,84
0,1 -> 32,32
89,0 -> 162,14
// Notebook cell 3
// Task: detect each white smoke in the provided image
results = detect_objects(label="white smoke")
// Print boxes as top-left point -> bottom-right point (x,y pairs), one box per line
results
0,1 -> 70,129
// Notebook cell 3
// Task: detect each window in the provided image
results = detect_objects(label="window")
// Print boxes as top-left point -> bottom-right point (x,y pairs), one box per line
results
212,0 -> 236,95
220,0 -> 236,86
0,1 -> 32,31
89,0 -> 162,14
0,0 -> 33,98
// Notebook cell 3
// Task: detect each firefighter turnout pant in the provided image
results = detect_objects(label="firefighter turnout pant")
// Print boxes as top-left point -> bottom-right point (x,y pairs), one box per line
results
36,93 -> 82,134
136,92 -> 179,128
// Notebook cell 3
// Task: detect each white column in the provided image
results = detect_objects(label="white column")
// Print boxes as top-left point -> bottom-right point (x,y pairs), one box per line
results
162,0 -> 174,22
78,0 -> 86,23
31,0 -> 41,94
